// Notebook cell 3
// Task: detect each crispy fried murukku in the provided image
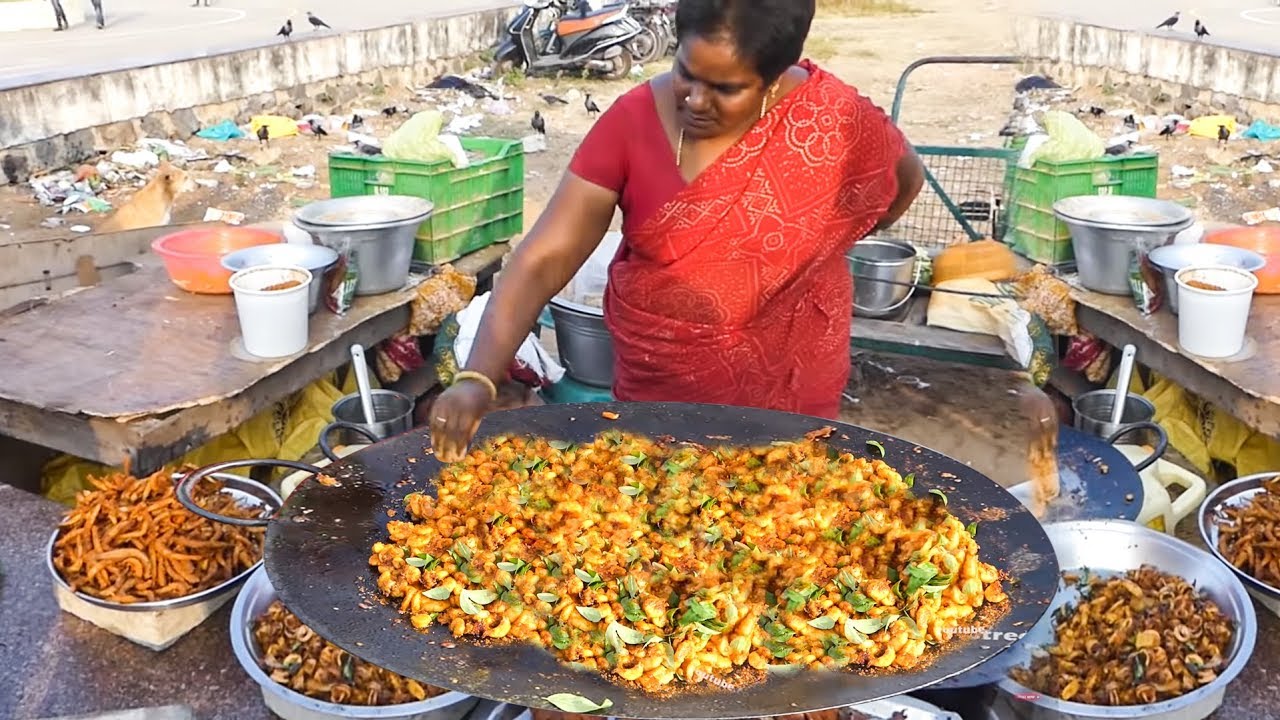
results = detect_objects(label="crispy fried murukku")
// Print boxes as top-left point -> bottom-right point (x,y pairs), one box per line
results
1217,475 -> 1280,589
52,468 -> 266,603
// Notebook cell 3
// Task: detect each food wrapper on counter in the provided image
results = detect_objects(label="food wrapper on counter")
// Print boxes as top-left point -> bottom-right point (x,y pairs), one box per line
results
1063,332 -> 1112,383
925,278 -> 1055,386
323,239 -> 360,315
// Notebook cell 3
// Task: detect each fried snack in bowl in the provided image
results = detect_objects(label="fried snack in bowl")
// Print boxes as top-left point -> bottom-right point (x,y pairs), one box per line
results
253,599 -> 447,706
50,468 -> 267,606
369,431 -> 1008,693
1216,475 -> 1280,590
1009,566 -> 1234,706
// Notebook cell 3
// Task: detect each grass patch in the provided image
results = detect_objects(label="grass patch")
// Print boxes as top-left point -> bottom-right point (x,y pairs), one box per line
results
806,37 -> 840,63
817,0 -> 919,16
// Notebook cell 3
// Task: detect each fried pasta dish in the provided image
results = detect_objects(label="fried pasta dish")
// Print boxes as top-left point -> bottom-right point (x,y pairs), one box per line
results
1216,475 -> 1280,588
52,469 -> 265,603
1010,566 -> 1234,705
254,600 -> 447,705
369,431 -> 1008,691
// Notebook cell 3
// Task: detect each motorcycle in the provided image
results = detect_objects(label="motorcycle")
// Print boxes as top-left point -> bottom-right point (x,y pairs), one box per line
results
620,0 -> 676,65
494,0 -> 643,80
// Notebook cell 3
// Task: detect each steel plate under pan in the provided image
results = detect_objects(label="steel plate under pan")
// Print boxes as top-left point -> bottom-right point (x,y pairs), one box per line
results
928,425 -> 1148,691
263,402 -> 1059,719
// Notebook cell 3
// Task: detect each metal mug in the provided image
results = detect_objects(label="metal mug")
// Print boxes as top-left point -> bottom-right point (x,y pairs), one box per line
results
319,389 -> 414,461
1073,389 -> 1169,471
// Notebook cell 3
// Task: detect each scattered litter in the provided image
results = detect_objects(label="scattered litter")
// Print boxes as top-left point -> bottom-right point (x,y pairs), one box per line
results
203,207 -> 246,225
110,149 -> 160,168
70,225 -> 91,233
213,159 -> 234,173
426,75 -> 498,100
291,165 -> 316,178
1242,119 -> 1280,141
1171,165 -> 1196,177
564,88 -> 584,103
446,114 -> 484,135
630,65 -> 646,78
196,120 -> 246,141
249,115 -> 300,139
1188,115 -> 1237,140
40,217 -> 64,228
1256,160 -> 1274,174
481,99 -> 514,115
1242,207 -> 1280,225
522,134 -> 547,154
139,138 -> 207,161
195,178 -> 219,188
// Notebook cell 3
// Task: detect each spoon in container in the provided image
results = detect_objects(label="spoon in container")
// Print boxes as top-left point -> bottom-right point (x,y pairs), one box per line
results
1110,344 -> 1137,427
350,344 -> 377,426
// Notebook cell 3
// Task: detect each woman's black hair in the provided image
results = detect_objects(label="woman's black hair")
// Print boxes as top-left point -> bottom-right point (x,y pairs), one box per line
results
674,0 -> 816,83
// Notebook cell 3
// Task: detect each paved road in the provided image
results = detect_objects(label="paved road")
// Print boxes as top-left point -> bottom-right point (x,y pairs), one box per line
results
0,0 -> 514,89
1034,0 -> 1280,55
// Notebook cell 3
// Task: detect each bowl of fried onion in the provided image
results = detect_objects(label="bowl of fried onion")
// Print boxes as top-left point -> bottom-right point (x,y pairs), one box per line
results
996,519 -> 1256,719
1200,472 -> 1280,605
230,566 -> 478,720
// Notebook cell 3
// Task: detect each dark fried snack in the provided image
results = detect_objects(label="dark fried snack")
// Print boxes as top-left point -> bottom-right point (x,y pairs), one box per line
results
253,600 -> 446,705
1010,566 -> 1234,705
52,469 -> 265,603
1217,475 -> 1280,588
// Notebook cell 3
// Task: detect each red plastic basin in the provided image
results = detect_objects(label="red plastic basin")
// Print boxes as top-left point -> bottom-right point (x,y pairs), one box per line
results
1205,226 -> 1280,294
152,227 -> 282,294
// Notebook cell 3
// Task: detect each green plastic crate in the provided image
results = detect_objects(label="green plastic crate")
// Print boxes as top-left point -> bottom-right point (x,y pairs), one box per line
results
1006,153 -> 1159,267
328,137 -> 525,264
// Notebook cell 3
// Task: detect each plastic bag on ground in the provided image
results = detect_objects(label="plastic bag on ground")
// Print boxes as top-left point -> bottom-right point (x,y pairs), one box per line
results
1024,111 -> 1106,166
381,111 -> 456,165
1188,115 -> 1237,140
1242,119 -> 1280,141
249,115 -> 299,139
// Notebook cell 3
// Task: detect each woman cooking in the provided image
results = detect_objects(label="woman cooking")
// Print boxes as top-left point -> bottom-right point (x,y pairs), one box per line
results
432,0 -> 925,462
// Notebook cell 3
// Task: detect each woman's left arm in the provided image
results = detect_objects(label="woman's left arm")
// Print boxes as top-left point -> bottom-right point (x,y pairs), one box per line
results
876,144 -> 925,230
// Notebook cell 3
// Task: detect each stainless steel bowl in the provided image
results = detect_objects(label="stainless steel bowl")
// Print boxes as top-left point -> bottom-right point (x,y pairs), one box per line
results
1053,196 -> 1195,296
1148,244 -> 1266,314
293,196 -> 433,296
46,472 -> 280,611
547,296 -> 615,388
222,243 -> 340,314
845,238 -> 918,318
230,566 -> 479,720
1199,472 -> 1280,604
995,520 -> 1257,720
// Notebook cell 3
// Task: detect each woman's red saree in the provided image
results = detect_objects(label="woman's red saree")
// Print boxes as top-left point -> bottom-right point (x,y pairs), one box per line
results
570,62 -> 906,418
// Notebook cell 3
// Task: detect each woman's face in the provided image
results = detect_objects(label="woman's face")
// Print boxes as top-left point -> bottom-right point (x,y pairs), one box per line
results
672,34 -> 770,140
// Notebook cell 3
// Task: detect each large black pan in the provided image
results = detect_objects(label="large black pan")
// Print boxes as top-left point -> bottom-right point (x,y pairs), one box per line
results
193,402 -> 1059,718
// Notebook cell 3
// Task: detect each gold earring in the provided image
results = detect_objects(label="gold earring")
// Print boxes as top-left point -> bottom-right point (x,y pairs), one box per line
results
760,82 -> 780,120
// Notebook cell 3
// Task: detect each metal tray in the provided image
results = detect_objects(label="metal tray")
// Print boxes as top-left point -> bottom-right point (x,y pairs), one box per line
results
1198,471 -> 1280,605
995,520 -> 1257,719
46,472 -> 279,612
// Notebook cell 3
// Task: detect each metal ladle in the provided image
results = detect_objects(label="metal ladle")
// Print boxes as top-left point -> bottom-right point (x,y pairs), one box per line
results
1110,344 -> 1137,426
350,344 -> 377,426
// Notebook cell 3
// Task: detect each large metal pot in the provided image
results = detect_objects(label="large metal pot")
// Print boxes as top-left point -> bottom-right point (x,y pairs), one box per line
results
230,566 -> 479,720
846,238 -> 918,318
293,196 -> 433,296
995,520 -> 1256,720
1053,196 -> 1194,296
546,296 -> 614,388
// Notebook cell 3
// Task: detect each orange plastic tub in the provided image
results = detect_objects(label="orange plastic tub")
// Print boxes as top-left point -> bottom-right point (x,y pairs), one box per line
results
152,227 -> 282,294
1205,226 -> 1280,294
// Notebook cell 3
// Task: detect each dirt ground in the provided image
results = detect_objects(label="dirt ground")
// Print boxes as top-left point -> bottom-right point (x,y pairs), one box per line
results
0,0 -> 1021,248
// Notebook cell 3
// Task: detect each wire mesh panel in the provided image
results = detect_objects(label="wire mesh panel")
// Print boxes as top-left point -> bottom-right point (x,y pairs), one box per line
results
889,145 -> 1019,251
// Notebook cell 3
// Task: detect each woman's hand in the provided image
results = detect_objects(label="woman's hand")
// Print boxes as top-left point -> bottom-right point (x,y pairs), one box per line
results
429,381 -> 493,463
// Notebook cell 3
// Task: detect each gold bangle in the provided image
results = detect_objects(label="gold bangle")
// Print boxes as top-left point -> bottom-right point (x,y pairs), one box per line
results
453,370 -> 498,402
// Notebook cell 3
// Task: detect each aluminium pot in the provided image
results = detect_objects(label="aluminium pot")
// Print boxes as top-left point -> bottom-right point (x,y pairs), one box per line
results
1053,196 -> 1195,296
546,296 -> 614,388
293,196 -> 433,296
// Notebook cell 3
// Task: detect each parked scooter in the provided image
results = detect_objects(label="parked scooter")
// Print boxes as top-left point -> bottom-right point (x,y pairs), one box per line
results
494,0 -> 643,80
620,0 -> 676,65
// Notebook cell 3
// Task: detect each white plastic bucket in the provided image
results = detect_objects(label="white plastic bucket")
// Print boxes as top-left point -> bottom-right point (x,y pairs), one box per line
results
1175,265 -> 1258,358
230,265 -> 313,358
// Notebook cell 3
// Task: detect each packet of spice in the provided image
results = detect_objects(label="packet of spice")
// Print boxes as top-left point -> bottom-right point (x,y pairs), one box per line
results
324,239 -> 359,314
1128,237 -> 1168,315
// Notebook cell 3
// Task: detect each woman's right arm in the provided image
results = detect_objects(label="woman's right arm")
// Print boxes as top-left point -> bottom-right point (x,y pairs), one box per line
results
430,172 -> 619,461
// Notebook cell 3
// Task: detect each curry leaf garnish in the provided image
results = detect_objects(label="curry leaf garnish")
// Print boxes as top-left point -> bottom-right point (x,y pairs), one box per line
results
967,521 -> 978,537
904,473 -> 915,488
575,606 -> 604,623
424,586 -> 453,601
545,694 -> 613,713
459,589 -> 497,615
848,617 -> 890,635
549,623 -> 571,650
620,484 -> 643,497
905,562 -> 940,595
807,615 -> 837,630
929,488 -> 949,506
782,582 -> 819,611
678,598 -> 717,627
866,440 -> 886,457
621,453 -> 646,466
537,592 -> 560,603
548,440 -> 573,451
574,568 -> 603,587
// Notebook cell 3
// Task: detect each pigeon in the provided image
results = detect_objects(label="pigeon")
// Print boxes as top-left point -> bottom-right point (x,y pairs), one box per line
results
276,19 -> 292,39
540,93 -> 569,105
256,124 -> 270,146
1156,11 -> 1180,30
585,93 -> 601,118
1195,19 -> 1210,39
1218,124 -> 1230,146
531,111 -> 546,135
307,11 -> 330,30
307,118 -> 328,137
